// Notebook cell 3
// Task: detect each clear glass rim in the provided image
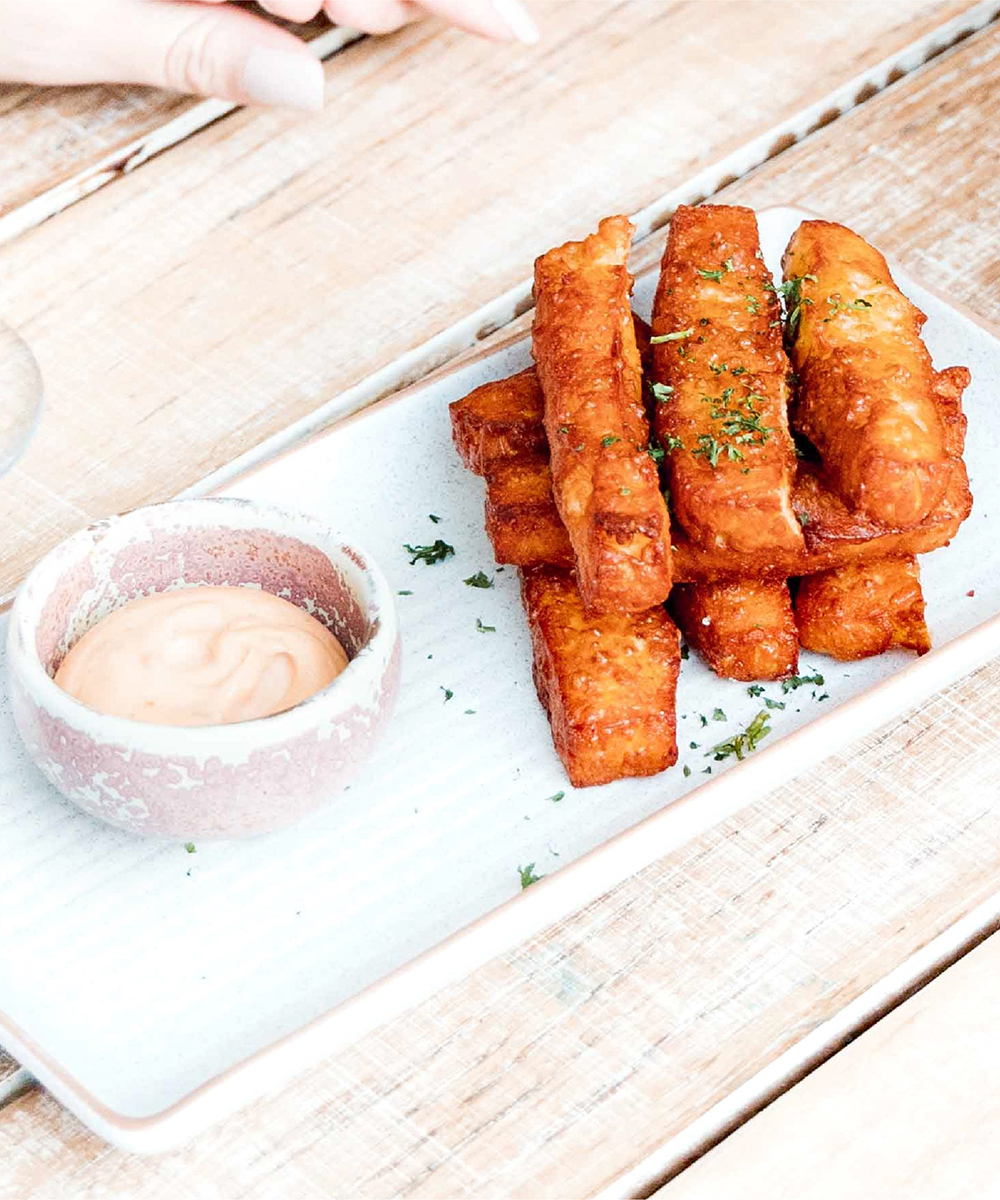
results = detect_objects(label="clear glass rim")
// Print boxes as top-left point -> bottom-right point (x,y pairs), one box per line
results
0,318 -> 44,477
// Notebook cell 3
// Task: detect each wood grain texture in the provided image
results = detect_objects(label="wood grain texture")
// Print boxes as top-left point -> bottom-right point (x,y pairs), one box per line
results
0,1053 -> 17,1085
0,0 -> 981,605
3,11 -> 1000,1200
662,931 -> 1000,1200
0,9 -> 334,221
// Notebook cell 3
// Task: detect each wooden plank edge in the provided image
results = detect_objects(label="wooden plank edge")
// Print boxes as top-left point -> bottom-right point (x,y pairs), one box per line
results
0,1064 -> 33,1110
0,25 -> 365,247
605,894 -> 1000,1200
174,0 -> 1000,502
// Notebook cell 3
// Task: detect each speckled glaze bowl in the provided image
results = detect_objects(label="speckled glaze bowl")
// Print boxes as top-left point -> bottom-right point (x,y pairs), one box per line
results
7,498 -> 401,840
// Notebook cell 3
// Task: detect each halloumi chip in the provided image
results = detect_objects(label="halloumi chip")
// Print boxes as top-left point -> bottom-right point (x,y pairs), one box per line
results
652,205 -> 802,555
782,220 -> 958,529
672,578 -> 798,681
795,555 -> 931,660
522,566 -> 680,786
533,216 -> 672,613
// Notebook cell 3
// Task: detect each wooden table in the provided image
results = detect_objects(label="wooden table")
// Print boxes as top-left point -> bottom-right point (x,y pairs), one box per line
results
2,2 -> 1000,1194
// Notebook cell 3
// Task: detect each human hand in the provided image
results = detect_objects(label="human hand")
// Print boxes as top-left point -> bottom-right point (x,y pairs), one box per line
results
0,0 -> 539,112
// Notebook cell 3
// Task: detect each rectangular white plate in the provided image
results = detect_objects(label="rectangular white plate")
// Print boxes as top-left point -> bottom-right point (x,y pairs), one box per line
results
2,206 -> 1000,1152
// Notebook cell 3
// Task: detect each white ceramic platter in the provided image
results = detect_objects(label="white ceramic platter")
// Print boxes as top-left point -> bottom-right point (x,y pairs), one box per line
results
2,207 -> 999,1152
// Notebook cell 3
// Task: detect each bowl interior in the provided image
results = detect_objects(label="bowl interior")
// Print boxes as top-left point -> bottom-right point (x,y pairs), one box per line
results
29,509 -> 376,682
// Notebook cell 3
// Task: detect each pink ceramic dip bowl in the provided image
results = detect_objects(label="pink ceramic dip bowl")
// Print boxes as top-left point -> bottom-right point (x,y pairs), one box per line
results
7,498 -> 401,840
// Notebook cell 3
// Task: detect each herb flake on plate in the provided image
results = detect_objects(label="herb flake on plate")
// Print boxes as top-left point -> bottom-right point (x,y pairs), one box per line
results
405,539 -> 454,566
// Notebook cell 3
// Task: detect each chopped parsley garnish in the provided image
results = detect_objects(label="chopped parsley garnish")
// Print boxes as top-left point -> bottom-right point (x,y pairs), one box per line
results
796,511 -> 810,527
764,697 -> 786,710
619,486 -> 631,496
817,693 -> 830,702
699,714 -> 708,727
547,791 -> 565,803
709,361 -> 728,375
397,590 -> 413,596
747,685 -> 765,697
405,539 -> 454,566
689,741 -> 699,750
464,709 -> 476,715
707,709 -> 772,762
557,425 -> 569,434
746,294 -> 761,316
693,434 -> 743,467
712,708 -> 727,722
601,434 -> 621,447
680,643 -> 690,660
683,765 -> 692,777
730,365 -> 747,376
428,514 -> 442,524
518,863 -> 544,889
464,571 -> 494,589
476,618 -> 495,633
782,671 -> 824,693
650,327 -> 695,344
772,273 -> 817,339
663,434 -> 684,452
824,296 -> 874,321
441,687 -> 454,702
647,442 -> 665,464
651,382 -> 675,404
185,842 -> 196,854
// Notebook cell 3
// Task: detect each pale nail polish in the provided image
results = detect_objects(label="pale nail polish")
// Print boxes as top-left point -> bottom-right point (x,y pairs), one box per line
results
243,48 -> 324,112
490,0 -> 541,45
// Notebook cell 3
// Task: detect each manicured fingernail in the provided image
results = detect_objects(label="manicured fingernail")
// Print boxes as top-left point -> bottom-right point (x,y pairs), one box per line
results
490,0 -> 540,44
243,48 -> 324,112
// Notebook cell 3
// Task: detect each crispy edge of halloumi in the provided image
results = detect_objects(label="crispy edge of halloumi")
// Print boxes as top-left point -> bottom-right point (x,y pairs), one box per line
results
484,455 -> 574,569
533,216 -> 672,614
671,577 -> 799,681
449,367 -> 547,475
652,204 -> 803,556
782,219 -> 954,529
521,565 -> 680,786
794,555 -> 931,660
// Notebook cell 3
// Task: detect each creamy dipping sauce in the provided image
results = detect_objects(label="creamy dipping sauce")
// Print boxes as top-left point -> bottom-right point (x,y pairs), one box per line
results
54,586 -> 349,726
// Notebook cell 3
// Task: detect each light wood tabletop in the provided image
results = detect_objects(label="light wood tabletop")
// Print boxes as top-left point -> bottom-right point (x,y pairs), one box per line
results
2,2 -> 1000,1196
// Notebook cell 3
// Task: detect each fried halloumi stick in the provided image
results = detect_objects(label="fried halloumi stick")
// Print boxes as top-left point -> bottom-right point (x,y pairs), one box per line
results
521,566 -> 680,787
448,316 -> 654,477
533,216 -> 672,613
652,204 -> 803,555
782,220 -> 957,529
671,578 -> 798,681
795,556 -> 930,660
484,455 -> 573,568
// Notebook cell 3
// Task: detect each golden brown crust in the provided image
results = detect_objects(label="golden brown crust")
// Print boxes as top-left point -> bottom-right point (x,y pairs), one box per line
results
533,216 -> 672,613
795,555 -> 931,660
652,205 -> 803,555
484,455 -> 574,569
671,578 -> 798,681
521,566 -> 680,786
448,313 -> 655,479
782,220 -> 954,528
448,368 -> 546,475
479,448 -> 968,579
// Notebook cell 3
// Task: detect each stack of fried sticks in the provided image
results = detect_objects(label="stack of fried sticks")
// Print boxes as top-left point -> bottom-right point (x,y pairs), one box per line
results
450,206 -> 971,787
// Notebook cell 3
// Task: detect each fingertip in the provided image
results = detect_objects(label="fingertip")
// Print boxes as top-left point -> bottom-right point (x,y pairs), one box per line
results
490,0 -> 539,45
243,46 -> 325,111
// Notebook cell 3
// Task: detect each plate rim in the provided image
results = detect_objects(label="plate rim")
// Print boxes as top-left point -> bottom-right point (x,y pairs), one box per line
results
5,203 -> 1000,1153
